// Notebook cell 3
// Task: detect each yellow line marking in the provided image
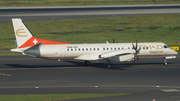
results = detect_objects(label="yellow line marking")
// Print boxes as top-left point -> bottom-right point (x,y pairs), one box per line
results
7,74 -> 11,76
0,73 -> 11,76
0,67 -> 93,71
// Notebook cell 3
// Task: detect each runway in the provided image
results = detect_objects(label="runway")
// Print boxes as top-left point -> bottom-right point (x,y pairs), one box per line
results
0,55 -> 180,101
0,4 -> 180,24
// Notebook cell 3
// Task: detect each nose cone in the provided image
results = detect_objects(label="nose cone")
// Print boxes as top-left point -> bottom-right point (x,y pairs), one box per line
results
172,49 -> 178,56
174,50 -> 178,55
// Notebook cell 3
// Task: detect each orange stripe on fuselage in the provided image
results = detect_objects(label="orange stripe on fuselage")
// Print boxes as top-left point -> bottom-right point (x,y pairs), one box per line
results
18,37 -> 70,48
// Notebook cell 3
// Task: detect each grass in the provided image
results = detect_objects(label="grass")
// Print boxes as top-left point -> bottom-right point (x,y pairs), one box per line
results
0,52 -> 22,56
1,14 -> 180,51
0,93 -> 131,101
0,0 -> 180,7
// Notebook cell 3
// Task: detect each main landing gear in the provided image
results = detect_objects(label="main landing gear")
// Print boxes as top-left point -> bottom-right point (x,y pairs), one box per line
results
105,61 -> 112,69
84,60 -> 112,69
85,61 -> 91,66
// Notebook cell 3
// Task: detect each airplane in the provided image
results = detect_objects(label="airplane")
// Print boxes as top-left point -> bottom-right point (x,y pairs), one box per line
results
11,18 -> 178,69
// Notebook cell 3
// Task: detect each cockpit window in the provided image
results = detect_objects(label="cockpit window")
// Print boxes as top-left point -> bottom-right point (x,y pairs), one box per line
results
164,45 -> 169,48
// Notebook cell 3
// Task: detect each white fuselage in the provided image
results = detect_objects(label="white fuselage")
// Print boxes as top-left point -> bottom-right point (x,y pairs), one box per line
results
36,42 -> 177,60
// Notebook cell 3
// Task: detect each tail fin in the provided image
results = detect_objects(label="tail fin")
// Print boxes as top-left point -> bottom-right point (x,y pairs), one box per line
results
12,18 -> 70,49
12,18 -> 33,48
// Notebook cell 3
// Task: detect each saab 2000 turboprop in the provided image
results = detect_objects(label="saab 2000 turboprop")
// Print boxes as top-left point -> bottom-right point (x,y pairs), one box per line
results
11,18 -> 178,68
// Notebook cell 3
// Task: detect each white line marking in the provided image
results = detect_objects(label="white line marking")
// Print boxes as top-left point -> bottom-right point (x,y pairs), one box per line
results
161,89 -> 180,92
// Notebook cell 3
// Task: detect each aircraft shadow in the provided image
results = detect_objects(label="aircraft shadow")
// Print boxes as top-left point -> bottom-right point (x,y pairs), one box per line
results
5,61 -> 173,70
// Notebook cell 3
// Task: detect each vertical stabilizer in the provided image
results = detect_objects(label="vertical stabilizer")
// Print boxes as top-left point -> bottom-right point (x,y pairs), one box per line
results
12,18 -> 33,48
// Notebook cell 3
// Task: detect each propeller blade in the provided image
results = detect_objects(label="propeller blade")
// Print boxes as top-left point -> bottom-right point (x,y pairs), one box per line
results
132,41 -> 141,54
132,44 -> 135,50
137,47 -> 141,51
137,56 -> 139,61
132,41 -> 141,63
136,40 -> 138,50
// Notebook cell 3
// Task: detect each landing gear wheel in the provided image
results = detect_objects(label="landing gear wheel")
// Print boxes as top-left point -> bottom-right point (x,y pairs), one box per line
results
164,58 -> 167,66
106,64 -> 112,69
133,58 -> 135,64
85,61 -> 91,66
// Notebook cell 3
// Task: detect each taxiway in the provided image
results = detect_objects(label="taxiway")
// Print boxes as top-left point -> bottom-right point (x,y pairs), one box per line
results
0,55 -> 180,101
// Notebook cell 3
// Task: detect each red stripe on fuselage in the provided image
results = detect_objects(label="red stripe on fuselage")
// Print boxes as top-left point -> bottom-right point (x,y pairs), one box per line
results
18,37 -> 70,48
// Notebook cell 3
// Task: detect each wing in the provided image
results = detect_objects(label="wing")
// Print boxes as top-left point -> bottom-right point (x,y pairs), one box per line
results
74,53 -> 100,61
75,49 -> 135,62
99,49 -> 135,62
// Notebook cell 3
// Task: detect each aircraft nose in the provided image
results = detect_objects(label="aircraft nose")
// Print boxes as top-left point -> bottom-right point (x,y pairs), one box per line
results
173,49 -> 178,55
175,51 -> 178,55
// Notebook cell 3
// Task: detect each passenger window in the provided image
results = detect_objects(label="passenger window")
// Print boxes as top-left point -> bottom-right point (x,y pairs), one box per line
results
75,49 -> 77,51
67,49 -> 69,51
103,48 -> 105,50
118,47 -> 120,50
107,48 -> 109,50
79,48 -> 80,51
97,48 -> 99,51
122,47 -> 124,49
114,48 -> 116,50
82,48 -> 84,51
71,49 -> 73,51
94,48 -> 96,51
86,48 -> 88,51
90,48 -> 92,51
111,48 -> 113,50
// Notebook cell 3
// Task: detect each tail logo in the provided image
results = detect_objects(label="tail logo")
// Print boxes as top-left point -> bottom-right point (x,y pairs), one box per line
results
16,29 -> 27,37
33,39 -> 38,44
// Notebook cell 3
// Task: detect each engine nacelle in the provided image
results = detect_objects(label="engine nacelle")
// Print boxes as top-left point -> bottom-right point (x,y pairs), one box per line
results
110,54 -> 134,62
99,49 -> 135,59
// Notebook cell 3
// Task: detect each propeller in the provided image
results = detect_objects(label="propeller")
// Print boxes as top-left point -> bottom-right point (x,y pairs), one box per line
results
132,41 -> 141,62
132,41 -> 141,54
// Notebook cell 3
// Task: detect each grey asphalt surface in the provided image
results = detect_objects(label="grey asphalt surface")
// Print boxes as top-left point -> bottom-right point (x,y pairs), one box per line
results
0,4 -> 180,24
1,4 -> 180,101
0,55 -> 180,101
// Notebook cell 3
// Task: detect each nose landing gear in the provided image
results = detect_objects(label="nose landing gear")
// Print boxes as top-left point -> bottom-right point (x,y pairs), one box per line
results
164,58 -> 167,66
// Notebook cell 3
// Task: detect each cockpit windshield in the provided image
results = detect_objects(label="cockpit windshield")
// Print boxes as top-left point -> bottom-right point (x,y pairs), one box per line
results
164,45 -> 170,48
